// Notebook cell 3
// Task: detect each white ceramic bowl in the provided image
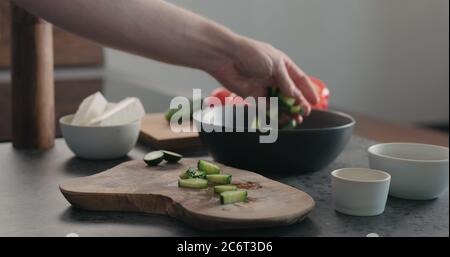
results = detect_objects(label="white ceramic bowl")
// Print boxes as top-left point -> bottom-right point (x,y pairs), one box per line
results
59,114 -> 141,160
368,143 -> 449,200
332,168 -> 391,216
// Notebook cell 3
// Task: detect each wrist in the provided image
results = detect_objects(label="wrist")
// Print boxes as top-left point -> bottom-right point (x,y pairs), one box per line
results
196,22 -> 242,75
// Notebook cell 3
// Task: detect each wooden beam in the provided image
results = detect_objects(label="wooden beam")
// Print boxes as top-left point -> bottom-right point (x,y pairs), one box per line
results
11,4 -> 55,149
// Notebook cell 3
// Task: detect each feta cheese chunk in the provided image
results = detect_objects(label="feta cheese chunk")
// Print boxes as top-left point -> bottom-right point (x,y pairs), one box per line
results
105,102 -> 117,111
71,92 -> 108,126
88,97 -> 145,126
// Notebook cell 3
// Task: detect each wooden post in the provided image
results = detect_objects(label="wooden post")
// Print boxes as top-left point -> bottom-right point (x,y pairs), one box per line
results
10,4 -> 55,149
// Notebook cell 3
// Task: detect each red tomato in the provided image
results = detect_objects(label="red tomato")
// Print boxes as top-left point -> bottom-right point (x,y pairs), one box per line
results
210,88 -> 232,105
208,88 -> 249,106
309,76 -> 330,110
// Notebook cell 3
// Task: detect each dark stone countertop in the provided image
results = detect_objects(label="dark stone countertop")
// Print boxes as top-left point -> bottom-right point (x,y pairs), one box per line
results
0,136 -> 448,237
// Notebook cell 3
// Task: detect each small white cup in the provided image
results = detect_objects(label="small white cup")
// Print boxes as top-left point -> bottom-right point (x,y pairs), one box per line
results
368,143 -> 449,200
332,168 -> 391,216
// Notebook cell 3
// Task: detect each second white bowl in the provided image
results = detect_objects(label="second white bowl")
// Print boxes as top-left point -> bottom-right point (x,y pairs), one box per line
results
368,143 -> 449,200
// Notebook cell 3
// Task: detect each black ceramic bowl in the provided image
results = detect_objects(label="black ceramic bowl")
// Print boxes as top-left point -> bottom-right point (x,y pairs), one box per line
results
194,106 -> 355,175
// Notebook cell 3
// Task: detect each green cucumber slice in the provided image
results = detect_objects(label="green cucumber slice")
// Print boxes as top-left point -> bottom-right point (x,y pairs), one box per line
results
162,150 -> 183,163
250,117 -> 260,129
180,167 -> 206,179
198,160 -> 221,174
186,167 -> 206,179
179,172 -> 189,179
220,190 -> 247,205
279,94 -> 296,107
178,178 -> 208,189
214,185 -> 237,194
289,105 -> 304,115
206,174 -> 232,184
282,119 -> 297,129
143,151 -> 164,166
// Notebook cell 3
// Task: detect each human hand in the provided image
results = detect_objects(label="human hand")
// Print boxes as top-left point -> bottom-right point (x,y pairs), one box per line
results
207,37 -> 320,121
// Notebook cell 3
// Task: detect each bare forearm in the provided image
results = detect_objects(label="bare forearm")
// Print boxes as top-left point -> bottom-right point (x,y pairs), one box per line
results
12,0 -> 320,109
12,0 -> 240,72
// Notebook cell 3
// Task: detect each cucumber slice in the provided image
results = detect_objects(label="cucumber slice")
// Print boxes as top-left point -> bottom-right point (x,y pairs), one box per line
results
198,160 -> 221,174
178,178 -> 208,189
180,167 -> 206,179
220,190 -> 247,205
143,151 -> 164,166
162,150 -> 183,163
214,185 -> 237,194
206,174 -> 232,184
179,172 -> 189,179
282,119 -> 297,129
185,167 -> 206,179
289,105 -> 304,115
279,94 -> 296,107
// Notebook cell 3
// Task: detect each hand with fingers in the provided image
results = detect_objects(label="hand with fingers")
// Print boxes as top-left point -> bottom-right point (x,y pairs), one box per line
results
207,37 -> 320,124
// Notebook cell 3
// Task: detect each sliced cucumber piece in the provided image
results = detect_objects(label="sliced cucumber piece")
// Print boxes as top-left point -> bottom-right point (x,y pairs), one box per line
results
282,119 -> 297,129
180,167 -> 206,179
214,185 -> 237,194
191,170 -> 206,179
162,150 -> 183,163
179,172 -> 190,179
178,178 -> 208,189
279,94 -> 296,107
143,151 -> 164,166
220,190 -> 247,205
289,105 -> 304,115
198,160 -> 221,174
206,174 -> 232,184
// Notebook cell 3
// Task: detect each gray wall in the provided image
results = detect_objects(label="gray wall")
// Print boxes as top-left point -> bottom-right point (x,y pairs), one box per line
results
106,0 -> 449,124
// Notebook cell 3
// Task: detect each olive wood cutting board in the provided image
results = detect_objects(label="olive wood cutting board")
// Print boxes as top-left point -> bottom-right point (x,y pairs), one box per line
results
60,158 -> 315,230
139,113 -> 202,151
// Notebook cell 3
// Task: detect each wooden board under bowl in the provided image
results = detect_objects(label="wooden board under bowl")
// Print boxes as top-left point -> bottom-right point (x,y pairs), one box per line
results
60,158 -> 315,230
139,113 -> 202,151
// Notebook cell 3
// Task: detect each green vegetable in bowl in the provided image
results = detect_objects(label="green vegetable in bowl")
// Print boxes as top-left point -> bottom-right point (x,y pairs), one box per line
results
267,87 -> 304,129
281,119 -> 297,129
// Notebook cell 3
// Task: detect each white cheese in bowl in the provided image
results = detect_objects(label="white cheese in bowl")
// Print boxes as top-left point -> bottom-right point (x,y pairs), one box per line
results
71,92 -> 108,126
105,102 -> 117,111
88,97 -> 145,126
